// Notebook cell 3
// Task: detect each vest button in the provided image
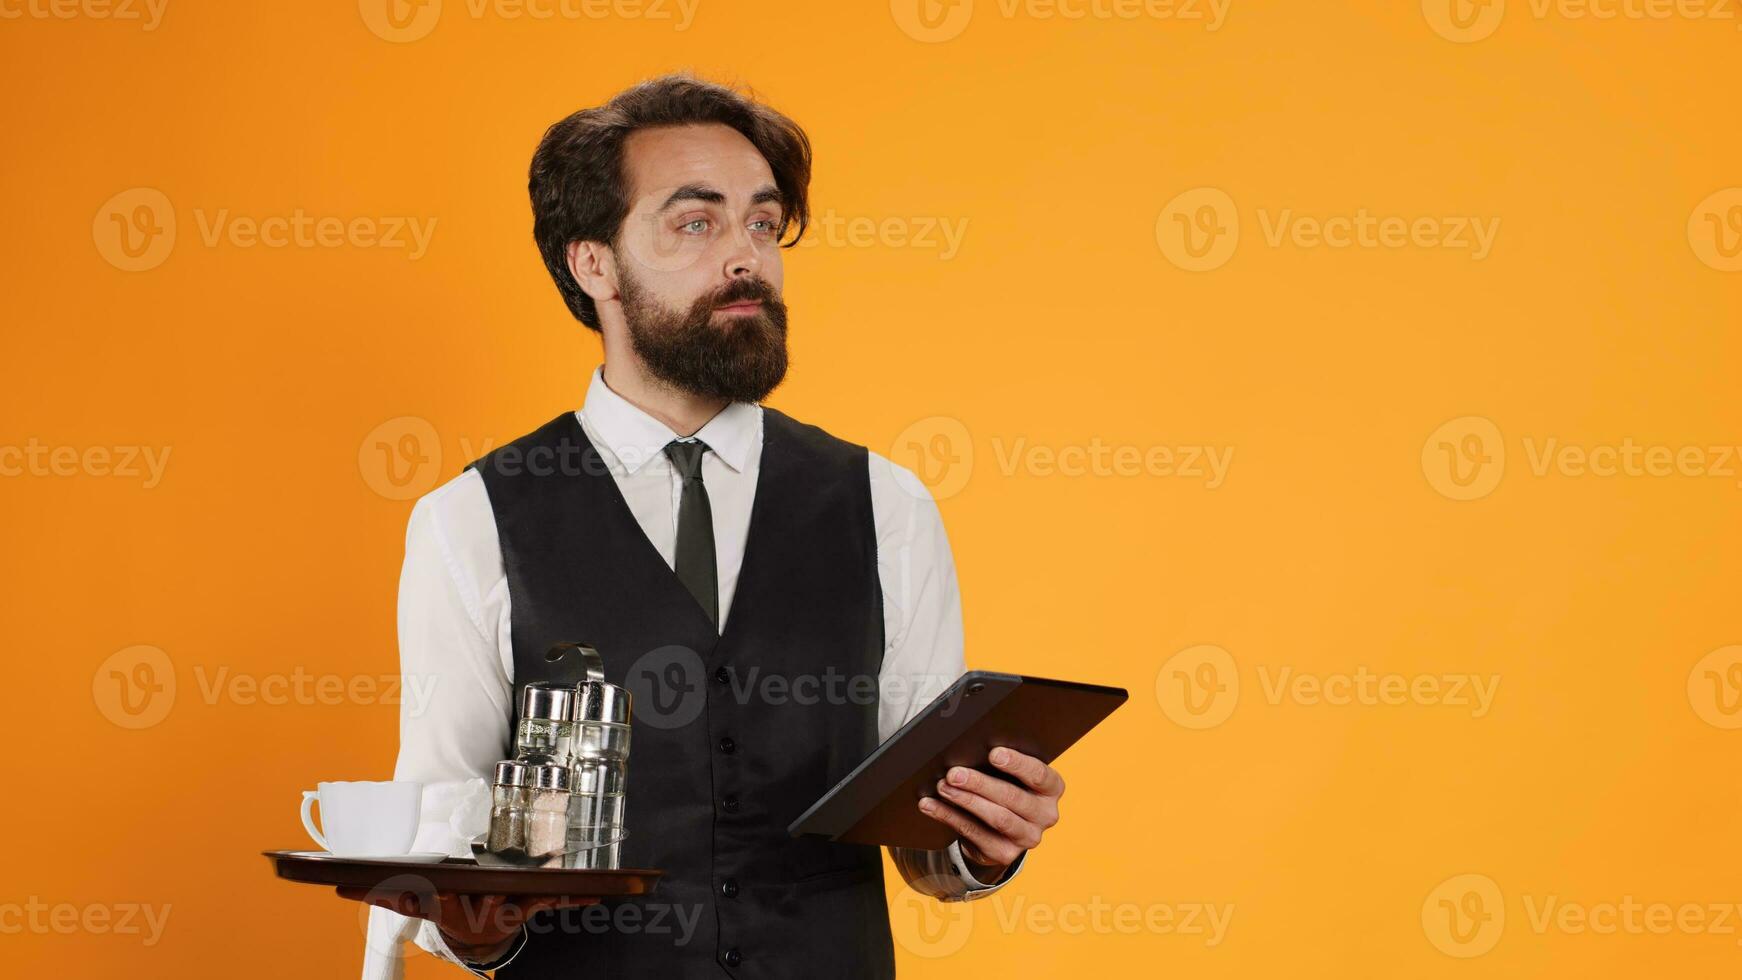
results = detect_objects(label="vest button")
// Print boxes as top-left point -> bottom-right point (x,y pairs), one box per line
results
718,736 -> 736,754
714,666 -> 730,685
721,947 -> 743,967
722,795 -> 740,813
720,877 -> 739,898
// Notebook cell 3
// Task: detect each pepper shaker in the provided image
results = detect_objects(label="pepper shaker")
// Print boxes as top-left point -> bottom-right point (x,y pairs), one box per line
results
487,761 -> 531,855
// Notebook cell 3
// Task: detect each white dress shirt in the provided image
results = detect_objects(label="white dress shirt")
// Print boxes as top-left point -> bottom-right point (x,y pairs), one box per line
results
362,367 -> 1025,979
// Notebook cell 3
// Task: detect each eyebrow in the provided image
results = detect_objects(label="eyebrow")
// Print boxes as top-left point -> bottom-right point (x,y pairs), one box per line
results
655,183 -> 784,213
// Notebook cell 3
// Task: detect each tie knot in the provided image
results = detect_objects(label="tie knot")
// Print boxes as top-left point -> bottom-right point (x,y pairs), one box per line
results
664,439 -> 710,482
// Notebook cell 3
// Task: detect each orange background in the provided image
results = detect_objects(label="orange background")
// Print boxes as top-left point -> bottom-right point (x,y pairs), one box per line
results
3,0 -> 1741,976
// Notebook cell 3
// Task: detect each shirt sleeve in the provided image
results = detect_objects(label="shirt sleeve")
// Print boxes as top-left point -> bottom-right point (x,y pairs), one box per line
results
362,471 -> 529,979
867,451 -> 1028,902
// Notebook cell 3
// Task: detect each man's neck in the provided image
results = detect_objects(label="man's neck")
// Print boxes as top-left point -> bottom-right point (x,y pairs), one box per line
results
600,359 -> 730,438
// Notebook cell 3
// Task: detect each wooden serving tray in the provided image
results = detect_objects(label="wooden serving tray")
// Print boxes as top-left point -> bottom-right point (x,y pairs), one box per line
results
264,850 -> 662,897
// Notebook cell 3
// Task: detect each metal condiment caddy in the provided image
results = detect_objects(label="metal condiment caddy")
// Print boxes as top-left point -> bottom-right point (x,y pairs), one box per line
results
475,643 -> 633,869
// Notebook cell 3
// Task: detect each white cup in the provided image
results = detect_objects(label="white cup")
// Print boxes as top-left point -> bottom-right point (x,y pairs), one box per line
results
299,780 -> 422,857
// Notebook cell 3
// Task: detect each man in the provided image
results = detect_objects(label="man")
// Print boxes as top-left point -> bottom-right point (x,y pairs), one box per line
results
361,73 -> 1067,978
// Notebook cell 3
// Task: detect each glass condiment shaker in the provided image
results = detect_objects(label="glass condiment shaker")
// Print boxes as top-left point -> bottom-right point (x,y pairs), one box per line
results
487,760 -> 531,855
566,676 -> 632,869
525,763 -> 572,861
515,682 -> 577,766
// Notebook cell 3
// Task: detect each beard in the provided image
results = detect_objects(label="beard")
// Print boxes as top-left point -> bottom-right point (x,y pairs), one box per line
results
617,266 -> 789,404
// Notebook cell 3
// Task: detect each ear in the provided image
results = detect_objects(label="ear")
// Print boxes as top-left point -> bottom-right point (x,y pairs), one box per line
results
567,240 -> 618,306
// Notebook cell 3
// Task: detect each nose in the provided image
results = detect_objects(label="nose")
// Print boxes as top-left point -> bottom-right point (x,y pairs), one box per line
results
722,223 -> 762,280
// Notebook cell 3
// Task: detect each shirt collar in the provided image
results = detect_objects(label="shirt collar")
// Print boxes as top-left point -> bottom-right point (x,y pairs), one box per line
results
580,366 -> 761,475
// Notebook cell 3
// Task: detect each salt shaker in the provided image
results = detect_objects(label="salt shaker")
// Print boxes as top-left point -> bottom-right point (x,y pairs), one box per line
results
525,763 -> 572,860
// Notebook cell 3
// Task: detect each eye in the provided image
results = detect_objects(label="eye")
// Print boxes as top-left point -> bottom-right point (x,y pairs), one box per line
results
749,218 -> 777,235
680,218 -> 710,235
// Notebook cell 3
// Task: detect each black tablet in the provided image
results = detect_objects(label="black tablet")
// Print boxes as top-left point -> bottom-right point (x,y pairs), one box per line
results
788,670 -> 1129,850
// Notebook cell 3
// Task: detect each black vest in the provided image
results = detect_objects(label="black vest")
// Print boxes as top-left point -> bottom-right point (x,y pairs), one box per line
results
474,407 -> 895,979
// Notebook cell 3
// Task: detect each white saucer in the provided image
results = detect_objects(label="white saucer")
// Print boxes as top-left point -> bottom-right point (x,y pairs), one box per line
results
293,850 -> 449,864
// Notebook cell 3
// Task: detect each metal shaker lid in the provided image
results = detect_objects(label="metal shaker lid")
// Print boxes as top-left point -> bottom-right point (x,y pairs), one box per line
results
492,760 -> 531,786
530,764 -> 572,791
577,679 -> 631,725
520,682 -> 576,722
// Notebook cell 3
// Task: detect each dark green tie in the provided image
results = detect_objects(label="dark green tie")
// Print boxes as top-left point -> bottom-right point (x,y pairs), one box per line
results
663,439 -> 718,630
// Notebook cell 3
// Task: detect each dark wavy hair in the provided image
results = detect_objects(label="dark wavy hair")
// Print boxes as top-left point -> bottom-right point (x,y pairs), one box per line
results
528,73 -> 813,331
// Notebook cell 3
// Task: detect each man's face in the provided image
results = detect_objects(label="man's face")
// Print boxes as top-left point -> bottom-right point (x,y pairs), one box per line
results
611,123 -> 789,403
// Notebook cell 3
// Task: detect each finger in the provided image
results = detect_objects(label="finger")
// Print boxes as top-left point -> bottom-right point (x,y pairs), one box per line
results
934,778 -> 1043,849
916,796 -> 1026,867
436,892 -> 495,918
443,893 -> 530,937
942,766 -> 1056,826
956,837 -> 1005,870
501,898 -> 553,919
989,747 -> 1064,798
510,895 -> 603,916
338,888 -> 426,920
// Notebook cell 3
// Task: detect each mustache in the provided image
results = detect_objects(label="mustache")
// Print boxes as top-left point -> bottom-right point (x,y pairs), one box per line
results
708,277 -> 780,308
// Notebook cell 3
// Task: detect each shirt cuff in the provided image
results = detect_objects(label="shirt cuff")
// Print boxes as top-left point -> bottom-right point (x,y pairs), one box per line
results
946,839 -> 1027,893
415,918 -> 529,975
